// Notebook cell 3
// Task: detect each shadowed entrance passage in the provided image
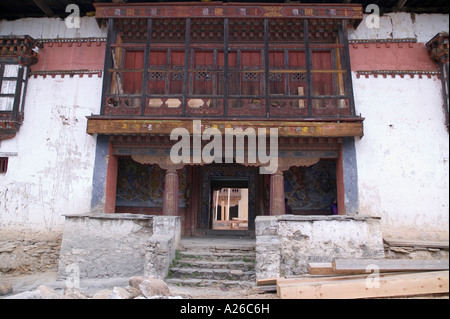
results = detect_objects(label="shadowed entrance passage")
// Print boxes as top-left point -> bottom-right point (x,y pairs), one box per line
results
211,178 -> 249,231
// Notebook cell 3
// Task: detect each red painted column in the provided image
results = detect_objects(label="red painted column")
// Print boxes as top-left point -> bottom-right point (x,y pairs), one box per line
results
269,170 -> 285,215
336,144 -> 346,215
163,168 -> 179,216
104,141 -> 118,214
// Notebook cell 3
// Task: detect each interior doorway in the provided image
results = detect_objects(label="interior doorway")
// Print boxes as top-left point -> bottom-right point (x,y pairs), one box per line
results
210,177 -> 249,231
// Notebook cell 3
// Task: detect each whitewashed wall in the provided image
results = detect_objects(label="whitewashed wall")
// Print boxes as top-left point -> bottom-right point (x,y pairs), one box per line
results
0,17 -> 106,235
1,14 -> 449,243
351,13 -> 449,241
0,17 -> 104,39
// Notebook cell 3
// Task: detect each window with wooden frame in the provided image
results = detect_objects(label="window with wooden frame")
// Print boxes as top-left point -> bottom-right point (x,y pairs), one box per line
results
0,62 -> 28,123
0,157 -> 8,173
1,36 -> 39,141
101,14 -> 357,119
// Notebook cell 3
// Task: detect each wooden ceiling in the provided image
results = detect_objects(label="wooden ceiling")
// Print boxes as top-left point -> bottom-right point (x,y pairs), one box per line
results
0,0 -> 448,20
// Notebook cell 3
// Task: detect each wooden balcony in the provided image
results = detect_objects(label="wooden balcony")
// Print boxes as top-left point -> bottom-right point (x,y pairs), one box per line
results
89,2 -> 364,136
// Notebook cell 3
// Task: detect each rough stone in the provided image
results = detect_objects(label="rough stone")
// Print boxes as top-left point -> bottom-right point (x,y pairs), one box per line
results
111,286 -> 133,299
255,215 -> 385,279
124,285 -> 141,299
63,288 -> 90,299
138,278 -> 173,298
129,276 -> 148,291
0,283 -> 13,296
92,289 -> 113,299
37,285 -> 62,299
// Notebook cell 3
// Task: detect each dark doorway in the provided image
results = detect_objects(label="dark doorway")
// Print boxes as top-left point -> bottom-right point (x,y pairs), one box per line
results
211,177 -> 249,231
199,165 -> 257,236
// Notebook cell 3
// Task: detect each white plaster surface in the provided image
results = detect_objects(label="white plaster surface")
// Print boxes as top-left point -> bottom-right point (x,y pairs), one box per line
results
0,17 -> 104,234
351,13 -> 449,241
0,76 -> 102,232
0,17 -> 106,39
349,13 -> 449,43
353,75 -> 449,241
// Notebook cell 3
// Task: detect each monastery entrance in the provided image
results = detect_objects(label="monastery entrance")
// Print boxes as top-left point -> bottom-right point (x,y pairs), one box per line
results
108,139 -> 344,237
199,164 -> 257,236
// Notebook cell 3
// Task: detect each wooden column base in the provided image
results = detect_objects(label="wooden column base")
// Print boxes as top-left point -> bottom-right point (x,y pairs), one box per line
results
163,168 -> 179,216
270,170 -> 285,216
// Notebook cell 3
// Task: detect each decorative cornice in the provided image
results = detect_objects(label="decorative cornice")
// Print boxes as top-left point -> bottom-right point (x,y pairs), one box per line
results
95,3 -> 363,22
86,117 -> 364,138
356,70 -> 441,79
0,35 -> 42,67
349,38 -> 417,44
29,70 -> 103,78
38,38 -> 106,44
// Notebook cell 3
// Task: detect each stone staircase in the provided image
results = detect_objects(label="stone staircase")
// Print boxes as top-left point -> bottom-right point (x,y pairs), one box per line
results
165,237 -> 256,288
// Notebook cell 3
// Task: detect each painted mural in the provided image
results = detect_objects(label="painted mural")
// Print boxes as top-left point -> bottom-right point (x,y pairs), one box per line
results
116,156 -> 187,208
284,160 -> 337,212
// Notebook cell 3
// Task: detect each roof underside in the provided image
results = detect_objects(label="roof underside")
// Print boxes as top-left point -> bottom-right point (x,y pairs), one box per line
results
0,0 -> 448,20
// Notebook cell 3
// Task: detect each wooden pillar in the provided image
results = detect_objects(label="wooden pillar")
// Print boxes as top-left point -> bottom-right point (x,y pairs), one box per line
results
162,168 -> 179,216
104,140 -> 118,214
336,143 -> 346,215
269,170 -> 285,215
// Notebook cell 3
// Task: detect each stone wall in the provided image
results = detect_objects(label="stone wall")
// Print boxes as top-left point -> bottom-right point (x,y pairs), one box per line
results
0,229 -> 62,275
255,215 -> 385,281
57,214 -> 180,281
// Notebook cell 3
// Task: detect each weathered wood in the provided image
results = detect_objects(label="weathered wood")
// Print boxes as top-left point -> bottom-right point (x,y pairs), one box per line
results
277,272 -> 404,287
86,118 -> 364,137
257,278 -> 277,286
277,271 -> 449,299
385,239 -> 449,250
253,285 -> 277,293
141,18 -> 152,116
182,18 -> 190,116
307,262 -> 334,275
304,19 -> 312,117
332,258 -> 449,274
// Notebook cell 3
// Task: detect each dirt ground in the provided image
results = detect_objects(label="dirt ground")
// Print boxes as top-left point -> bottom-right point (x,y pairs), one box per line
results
0,271 -> 279,299
2,271 -> 447,299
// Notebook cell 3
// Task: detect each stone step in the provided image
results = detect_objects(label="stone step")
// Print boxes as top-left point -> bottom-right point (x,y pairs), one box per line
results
168,267 -> 256,281
174,260 -> 255,271
166,278 -> 255,289
177,250 -> 256,262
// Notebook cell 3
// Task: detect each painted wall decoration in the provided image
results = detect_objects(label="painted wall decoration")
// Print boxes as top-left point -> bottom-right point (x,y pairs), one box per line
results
116,156 -> 186,208
284,159 -> 337,211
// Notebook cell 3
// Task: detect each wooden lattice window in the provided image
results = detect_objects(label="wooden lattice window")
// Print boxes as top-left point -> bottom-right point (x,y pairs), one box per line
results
0,157 -> 8,173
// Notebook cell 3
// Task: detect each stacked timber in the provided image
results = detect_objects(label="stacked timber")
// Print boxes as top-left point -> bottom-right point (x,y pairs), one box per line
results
256,259 -> 449,299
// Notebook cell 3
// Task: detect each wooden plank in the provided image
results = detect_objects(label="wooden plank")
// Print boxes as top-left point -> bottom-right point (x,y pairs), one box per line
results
257,278 -> 277,286
307,262 -> 334,275
277,272 -> 403,286
277,271 -> 449,299
384,239 -> 449,250
253,285 -> 277,293
332,259 -> 449,274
